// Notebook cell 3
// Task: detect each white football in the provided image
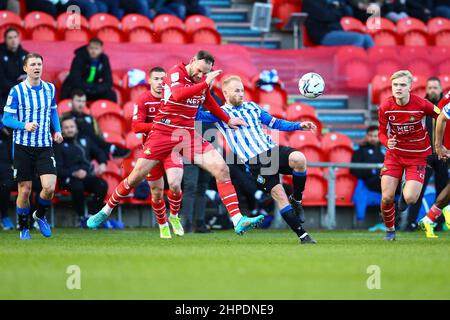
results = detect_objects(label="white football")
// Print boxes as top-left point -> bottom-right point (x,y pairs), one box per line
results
298,72 -> 325,99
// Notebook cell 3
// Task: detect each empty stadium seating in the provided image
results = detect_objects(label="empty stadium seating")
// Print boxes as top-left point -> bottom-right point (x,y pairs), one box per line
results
57,12 -> 90,42
24,11 -> 57,41
89,13 -> 122,42
321,132 -> 354,163
122,14 -> 155,43
153,14 -> 187,44
185,15 -> 221,44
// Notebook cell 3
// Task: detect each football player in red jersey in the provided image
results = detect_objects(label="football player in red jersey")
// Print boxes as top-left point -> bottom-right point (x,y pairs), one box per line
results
88,51 -> 266,236
378,70 -> 441,241
132,67 -> 184,239
416,91 -> 450,238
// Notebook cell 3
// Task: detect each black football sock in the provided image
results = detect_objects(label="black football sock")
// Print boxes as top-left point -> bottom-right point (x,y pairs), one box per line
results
280,205 -> 307,238
16,207 -> 30,230
36,196 -> 51,218
292,170 -> 307,201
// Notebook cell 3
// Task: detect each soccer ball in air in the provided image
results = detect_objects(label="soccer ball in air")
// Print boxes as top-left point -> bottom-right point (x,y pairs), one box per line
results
298,72 -> 325,99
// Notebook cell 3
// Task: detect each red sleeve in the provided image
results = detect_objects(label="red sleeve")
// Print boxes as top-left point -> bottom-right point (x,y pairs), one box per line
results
203,89 -> 230,123
423,98 -> 440,119
131,94 -> 154,134
171,81 -> 209,101
378,101 -> 388,147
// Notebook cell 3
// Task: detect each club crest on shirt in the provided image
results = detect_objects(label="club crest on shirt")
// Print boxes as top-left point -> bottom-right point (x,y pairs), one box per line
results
144,148 -> 151,155
171,72 -> 180,82
409,116 -> 415,121
381,166 -> 388,172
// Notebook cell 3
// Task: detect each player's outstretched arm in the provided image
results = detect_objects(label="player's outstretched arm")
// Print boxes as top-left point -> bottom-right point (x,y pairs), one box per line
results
258,105 -> 303,132
195,110 -> 219,123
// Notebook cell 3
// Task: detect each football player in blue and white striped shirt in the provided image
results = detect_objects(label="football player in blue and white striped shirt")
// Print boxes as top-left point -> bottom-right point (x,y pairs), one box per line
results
196,75 -> 317,244
2,53 -> 63,240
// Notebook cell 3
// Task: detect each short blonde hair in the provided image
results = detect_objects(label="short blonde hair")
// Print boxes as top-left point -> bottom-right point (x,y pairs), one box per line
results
390,70 -> 413,84
222,75 -> 242,89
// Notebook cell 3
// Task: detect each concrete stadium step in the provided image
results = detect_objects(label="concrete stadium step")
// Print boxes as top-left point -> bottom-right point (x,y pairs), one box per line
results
199,0 -> 231,8
222,36 -> 282,49
216,22 -> 262,37
288,95 -> 349,110
210,7 -> 249,22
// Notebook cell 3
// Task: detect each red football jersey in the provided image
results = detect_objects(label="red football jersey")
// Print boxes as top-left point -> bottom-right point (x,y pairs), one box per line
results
437,90 -> 450,149
132,90 -> 161,144
378,94 -> 440,157
152,63 -> 229,133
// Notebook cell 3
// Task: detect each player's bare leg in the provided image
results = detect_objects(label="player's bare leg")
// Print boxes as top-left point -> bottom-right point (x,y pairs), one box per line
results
87,158 -> 160,228
149,177 -> 171,239
16,181 -> 32,239
288,151 -> 307,223
270,184 -> 316,244
194,148 -> 264,235
419,183 -> 450,238
32,174 -> 56,237
381,175 -> 400,240
166,167 -> 184,236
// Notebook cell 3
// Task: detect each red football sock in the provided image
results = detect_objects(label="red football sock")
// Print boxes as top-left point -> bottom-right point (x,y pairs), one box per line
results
426,205 -> 442,223
167,190 -> 182,217
216,180 -> 241,218
381,202 -> 396,230
152,198 -> 167,225
107,179 -> 132,209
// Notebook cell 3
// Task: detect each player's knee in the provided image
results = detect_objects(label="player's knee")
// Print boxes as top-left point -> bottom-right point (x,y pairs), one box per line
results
404,193 -> 418,205
215,163 -> 230,181
18,183 -> 32,197
42,184 -> 55,197
290,152 -> 307,171
168,182 -> 181,194
151,186 -> 164,199
381,194 -> 395,204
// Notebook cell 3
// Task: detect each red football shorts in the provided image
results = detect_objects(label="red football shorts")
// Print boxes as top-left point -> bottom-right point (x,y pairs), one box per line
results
143,128 -> 214,165
380,151 -> 427,184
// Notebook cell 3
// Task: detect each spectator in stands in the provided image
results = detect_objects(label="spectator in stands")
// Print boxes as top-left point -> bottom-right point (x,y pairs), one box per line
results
61,38 -> 117,102
119,0 -> 154,19
382,0 -> 409,22
54,116 -> 108,226
432,0 -> 450,19
62,89 -> 130,159
25,0 -> 108,18
351,125 -> 385,231
303,0 -> 374,49
406,77 -> 448,231
0,0 -> 20,15
0,115 -> 15,230
0,27 -> 28,113
405,0 -> 432,22
348,1 -> 384,22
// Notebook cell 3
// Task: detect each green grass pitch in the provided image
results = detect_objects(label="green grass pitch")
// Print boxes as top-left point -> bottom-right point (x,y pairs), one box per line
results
0,228 -> 449,299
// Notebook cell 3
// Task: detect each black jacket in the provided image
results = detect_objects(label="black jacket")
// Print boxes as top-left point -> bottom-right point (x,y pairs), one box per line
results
303,0 -> 346,44
54,135 -> 108,182
0,129 -> 12,172
61,45 -> 113,98
0,43 -> 28,109
350,143 -> 385,192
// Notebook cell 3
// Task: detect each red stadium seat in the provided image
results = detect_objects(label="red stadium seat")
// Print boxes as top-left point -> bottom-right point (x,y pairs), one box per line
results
340,16 -> 366,33
0,10 -> 24,37
288,131 -> 324,162
90,99 -> 122,118
427,17 -> 450,46
89,13 -> 122,42
335,172 -> 357,206
258,100 -> 285,119
128,84 -> 150,102
265,129 -> 288,146
185,15 -> 221,44
302,167 -> 327,206
56,12 -> 90,42
272,0 -> 302,30
100,172 -> 122,198
24,11 -> 57,41
321,132 -> 353,163
286,102 -> 317,121
57,99 -> 72,115
439,74 -> 450,92
438,59 -> 450,75
125,131 -> 143,150
97,113 -> 127,135
370,74 -> 390,104
399,47 -> 433,76
153,14 -> 187,44
431,46 -> 450,65
121,14 -> 156,43
104,160 -> 121,175
102,131 -> 125,148
366,17 -> 398,46
123,101 -> 136,132
411,75 -> 427,97
121,158 -> 137,177
396,17 -> 429,46
255,86 -> 287,116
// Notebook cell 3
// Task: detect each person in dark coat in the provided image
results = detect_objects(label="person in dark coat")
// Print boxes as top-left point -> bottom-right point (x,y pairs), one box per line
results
0,27 -> 28,112
61,38 -> 117,102
54,116 -> 109,226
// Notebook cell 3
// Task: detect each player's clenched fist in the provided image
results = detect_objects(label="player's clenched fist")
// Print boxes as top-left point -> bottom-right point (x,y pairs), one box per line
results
25,122 -> 39,132
300,121 -> 316,131
387,135 -> 398,149
228,117 -> 247,129
205,70 -> 222,85
54,132 -> 63,144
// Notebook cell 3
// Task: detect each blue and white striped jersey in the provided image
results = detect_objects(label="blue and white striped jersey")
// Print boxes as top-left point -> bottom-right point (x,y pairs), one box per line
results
196,101 -> 301,162
4,80 -> 57,147
443,102 -> 450,119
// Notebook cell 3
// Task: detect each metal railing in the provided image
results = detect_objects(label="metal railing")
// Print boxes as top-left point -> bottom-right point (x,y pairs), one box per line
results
308,162 -> 383,229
